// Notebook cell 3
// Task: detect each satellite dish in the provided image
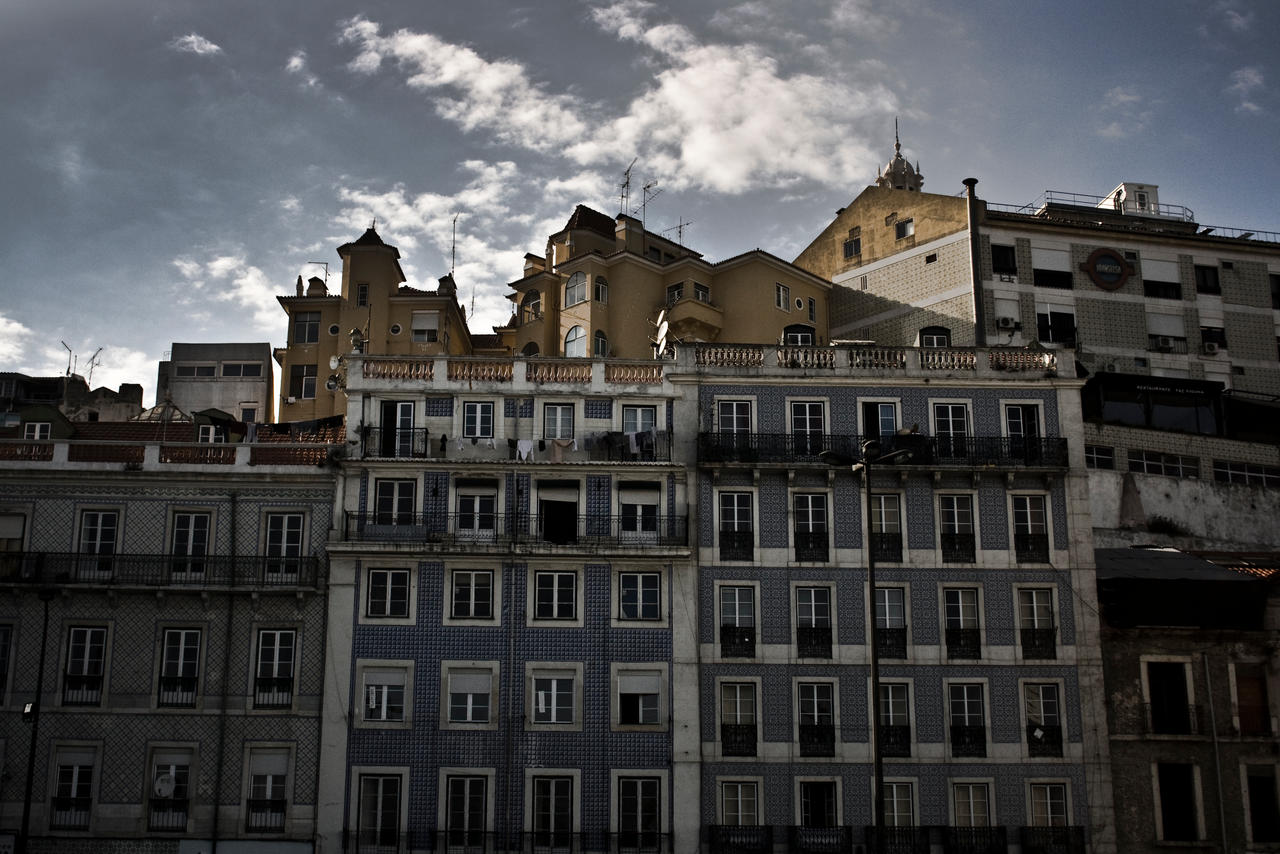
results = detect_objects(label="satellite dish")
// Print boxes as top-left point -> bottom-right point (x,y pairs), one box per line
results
154,773 -> 176,798
655,309 -> 666,328
325,375 -> 339,392
655,320 -> 669,342
329,356 -> 340,370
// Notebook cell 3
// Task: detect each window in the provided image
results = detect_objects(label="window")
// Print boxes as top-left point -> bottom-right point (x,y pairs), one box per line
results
379,400 -> 416,457
797,682 -> 835,756
933,403 -> 969,458
953,783 -> 990,827
1031,247 -> 1073,289
446,667 -> 493,725
619,573 -> 660,621
63,627 -> 106,706
944,589 -> 980,660
862,401 -> 897,440
531,669 -> 577,725
1200,326 -> 1228,351
158,629 -> 200,707
288,364 -> 316,399
463,402 -> 494,438
594,275 -> 608,303
884,782 -> 914,826
534,572 -> 577,621
1272,274 -> 1280,310
455,491 -> 496,541
293,311 -> 319,343
358,775 -> 401,849
719,492 -> 754,561
1128,449 -> 1199,478
356,283 -> 368,306
875,587 -> 907,659
1036,305 -> 1076,346
1247,766 -> 1280,843
0,624 -> 11,703
721,781 -> 758,825
565,272 -> 586,306
241,406 -> 256,422
991,244 -> 1017,275
783,324 -> 815,345
1084,445 -> 1115,470
694,282 -> 711,302
148,749 -> 191,831
445,776 -> 487,847
24,422 -> 50,440
775,283 -> 791,309
618,777 -> 661,845
1144,279 -> 1182,300
790,401 -> 825,455
622,405 -> 656,434
367,569 -> 410,618
1214,460 -> 1280,487
719,586 -> 755,657
1029,783 -> 1067,827
793,493 -> 829,562
262,513 -> 305,581
197,424 -> 221,443
617,669 -> 662,726
254,629 -> 295,708
879,683 -> 911,757
949,683 -> 986,757
50,747 -> 94,830
362,667 -> 406,723
1012,495 -> 1049,563
1194,264 -> 1220,295
245,749 -> 289,832
451,570 -> 494,620
919,326 -> 950,348
1025,683 -> 1063,757
532,776 -> 575,846
720,683 -> 757,756
221,362 -> 263,377
171,511 -> 210,576
1234,662 -> 1272,736
869,494 -> 902,562
895,218 -> 915,240
1018,588 -> 1056,658
175,364 -> 215,378
620,484 -> 660,542
594,330 -> 609,357
544,404 -> 574,439
666,283 -> 683,306
78,510 -> 118,576
843,237 -> 862,259
564,325 -> 586,357
795,586 -> 832,658
1147,660 -> 1194,734
939,495 -> 974,562
1157,763 -> 1199,841
807,298 -> 816,322
411,311 -> 439,343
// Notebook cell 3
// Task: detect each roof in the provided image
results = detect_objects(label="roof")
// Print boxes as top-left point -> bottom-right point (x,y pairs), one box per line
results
131,401 -> 192,422
1094,547 -> 1255,581
337,226 -> 402,259
562,205 -> 617,239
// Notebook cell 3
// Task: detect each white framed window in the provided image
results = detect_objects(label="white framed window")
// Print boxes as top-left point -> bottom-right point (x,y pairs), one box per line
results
952,782 -> 992,827
447,568 -> 497,624
794,583 -> 834,659
365,568 -> 411,620
462,402 -> 494,438
775,283 -> 791,310
943,587 -> 981,660
531,571 -> 579,623
895,218 -> 915,239
148,746 -> 193,831
613,664 -> 667,729
796,778 -> 840,827
718,490 -> 755,561
373,479 -> 416,526
170,511 -> 210,576
869,493 -> 902,561
619,482 -> 659,541
528,772 -> 578,841
50,745 -> 96,831
78,509 -> 119,575
263,512 -> 305,578
719,680 -> 760,757
527,663 -> 583,730
24,422 -> 51,440
157,628 -> 200,708
617,571 -> 661,622
1018,588 -> 1055,629
63,626 -> 107,706
196,424 -> 221,443
253,628 -> 296,709
441,662 -> 498,730
879,682 -> 911,739
859,399 -> 899,440
719,780 -> 760,825
793,492 -> 829,561
411,311 -> 440,343
716,399 -> 753,433
1012,494 -> 1051,563
948,682 -> 987,757
565,272 -> 586,306
938,493 -> 976,562
594,276 -> 609,303
883,780 -> 915,826
920,326 -> 951,347
358,662 -> 411,727
796,680 -> 836,754
245,747 -> 292,833
1028,782 -> 1069,827
1023,682 -> 1063,756
789,400 -> 826,453
544,403 -> 574,439
594,330 -> 609,357
931,401 -> 971,458
622,405 -> 657,434
440,771 -> 491,846
718,583 -> 757,658
564,326 -> 586,357
456,489 -> 497,541
613,772 -> 666,838
357,773 -> 403,848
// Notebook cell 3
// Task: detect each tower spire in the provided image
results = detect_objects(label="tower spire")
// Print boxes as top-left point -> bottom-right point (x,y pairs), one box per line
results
875,119 -> 924,192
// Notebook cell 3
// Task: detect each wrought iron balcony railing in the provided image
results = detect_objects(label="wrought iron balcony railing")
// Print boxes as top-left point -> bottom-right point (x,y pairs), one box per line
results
950,724 -> 987,757
0,552 -> 320,588
1026,723 -> 1063,757
944,826 -> 1008,854
941,532 -> 976,563
49,796 -> 91,830
1014,533 -> 1050,563
343,513 -> 687,549
253,676 -> 294,709
148,798 -> 189,831
945,628 -> 981,660
719,530 -> 754,561
879,723 -> 912,757
709,825 -> 772,854
876,627 -> 907,659
698,432 -> 1067,467
361,428 -> 672,462
719,625 -> 755,658
62,673 -> 102,706
796,626 -> 832,658
157,675 -> 198,707
794,531 -> 829,562
863,826 -> 930,854
788,826 -> 853,854
720,723 -> 757,757
869,533 -> 902,562
246,798 -> 287,832
799,723 -> 835,756
1020,627 -> 1057,659
1019,826 -> 1085,854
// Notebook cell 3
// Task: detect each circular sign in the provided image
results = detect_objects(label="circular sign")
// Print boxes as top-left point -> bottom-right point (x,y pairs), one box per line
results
1080,248 -> 1133,291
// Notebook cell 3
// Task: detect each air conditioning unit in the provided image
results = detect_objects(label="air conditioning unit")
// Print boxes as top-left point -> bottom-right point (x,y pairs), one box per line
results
1154,336 -> 1174,352
1203,341 -> 1220,355
996,316 -> 1017,330
287,396 -> 297,404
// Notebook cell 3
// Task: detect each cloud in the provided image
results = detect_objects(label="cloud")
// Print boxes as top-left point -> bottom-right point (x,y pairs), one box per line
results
169,33 -> 222,56
1103,86 -> 1141,108
1214,0 -> 1254,32
1228,66 -> 1264,113
1096,86 -> 1153,138
279,196 -> 301,213
0,313 -> 35,365
827,0 -> 899,37
285,51 -> 321,89
171,254 -> 280,329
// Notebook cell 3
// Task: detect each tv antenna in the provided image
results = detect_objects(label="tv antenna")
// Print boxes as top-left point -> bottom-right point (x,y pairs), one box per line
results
85,348 -> 103,386
619,158 -> 638,215
306,261 -> 330,282
632,181 -> 662,227
661,218 -> 694,246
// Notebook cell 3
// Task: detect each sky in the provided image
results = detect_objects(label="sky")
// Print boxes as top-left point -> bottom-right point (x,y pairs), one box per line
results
2,0 -> 1277,408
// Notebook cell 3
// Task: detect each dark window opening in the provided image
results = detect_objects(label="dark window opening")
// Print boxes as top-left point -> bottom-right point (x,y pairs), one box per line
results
1195,265 -> 1220,295
1158,763 -> 1198,841
991,245 -> 1017,275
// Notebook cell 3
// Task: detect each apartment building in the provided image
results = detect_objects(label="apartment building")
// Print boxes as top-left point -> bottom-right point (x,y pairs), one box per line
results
156,342 -> 274,422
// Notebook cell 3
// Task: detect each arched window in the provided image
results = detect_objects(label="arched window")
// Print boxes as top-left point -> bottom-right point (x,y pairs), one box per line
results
920,326 -> 951,348
521,290 -> 542,322
594,330 -> 609,357
783,324 -> 815,345
564,326 -> 586,357
521,341 -> 540,356
565,273 -> 586,307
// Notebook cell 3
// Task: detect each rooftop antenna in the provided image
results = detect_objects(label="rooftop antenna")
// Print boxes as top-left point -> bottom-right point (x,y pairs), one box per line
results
633,181 -> 662,227
306,261 -> 330,282
661,218 -> 695,246
84,347 -> 103,387
451,213 -> 460,276
60,341 -> 73,376
619,158 -> 638,215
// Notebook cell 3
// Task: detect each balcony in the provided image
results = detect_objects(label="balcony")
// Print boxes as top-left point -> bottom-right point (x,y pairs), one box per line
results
698,433 -> 1067,468
246,798 -> 287,832
62,673 -> 102,706
788,826 -> 854,854
943,826 -> 1007,854
794,531 -> 829,562
950,725 -> 986,757
720,625 -> 755,658
1019,826 -> 1085,854
0,552 -> 320,589
940,533 -> 976,563
157,675 -> 198,708
863,826 -> 930,854
945,628 -> 981,660
879,723 -> 912,757
869,533 -> 902,562
876,627 -> 907,660
1020,627 -> 1057,660
253,676 -> 294,709
343,513 -> 688,551
796,626 -> 832,658
719,530 -> 754,562
799,723 -> 835,756
709,825 -> 772,854
1026,723 -> 1063,757
360,427 -> 673,463
49,796 -> 91,830
720,723 -> 757,757
1014,533 -> 1050,563
148,798 -> 189,832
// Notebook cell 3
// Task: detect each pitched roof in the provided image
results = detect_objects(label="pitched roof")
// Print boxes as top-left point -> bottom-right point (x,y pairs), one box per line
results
562,205 -> 617,239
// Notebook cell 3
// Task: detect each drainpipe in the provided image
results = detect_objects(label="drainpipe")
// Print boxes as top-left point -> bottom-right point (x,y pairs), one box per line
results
212,492 -> 237,854
1203,654 -> 1228,853
963,178 -> 987,346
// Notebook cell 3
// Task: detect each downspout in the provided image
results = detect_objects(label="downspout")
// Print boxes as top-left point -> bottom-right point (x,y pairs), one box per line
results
963,178 -> 987,346
1203,654 -> 1228,853
212,491 -> 237,854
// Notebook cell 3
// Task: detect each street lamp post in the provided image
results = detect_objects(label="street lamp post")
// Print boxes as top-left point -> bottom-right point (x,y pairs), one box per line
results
821,440 -> 912,853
